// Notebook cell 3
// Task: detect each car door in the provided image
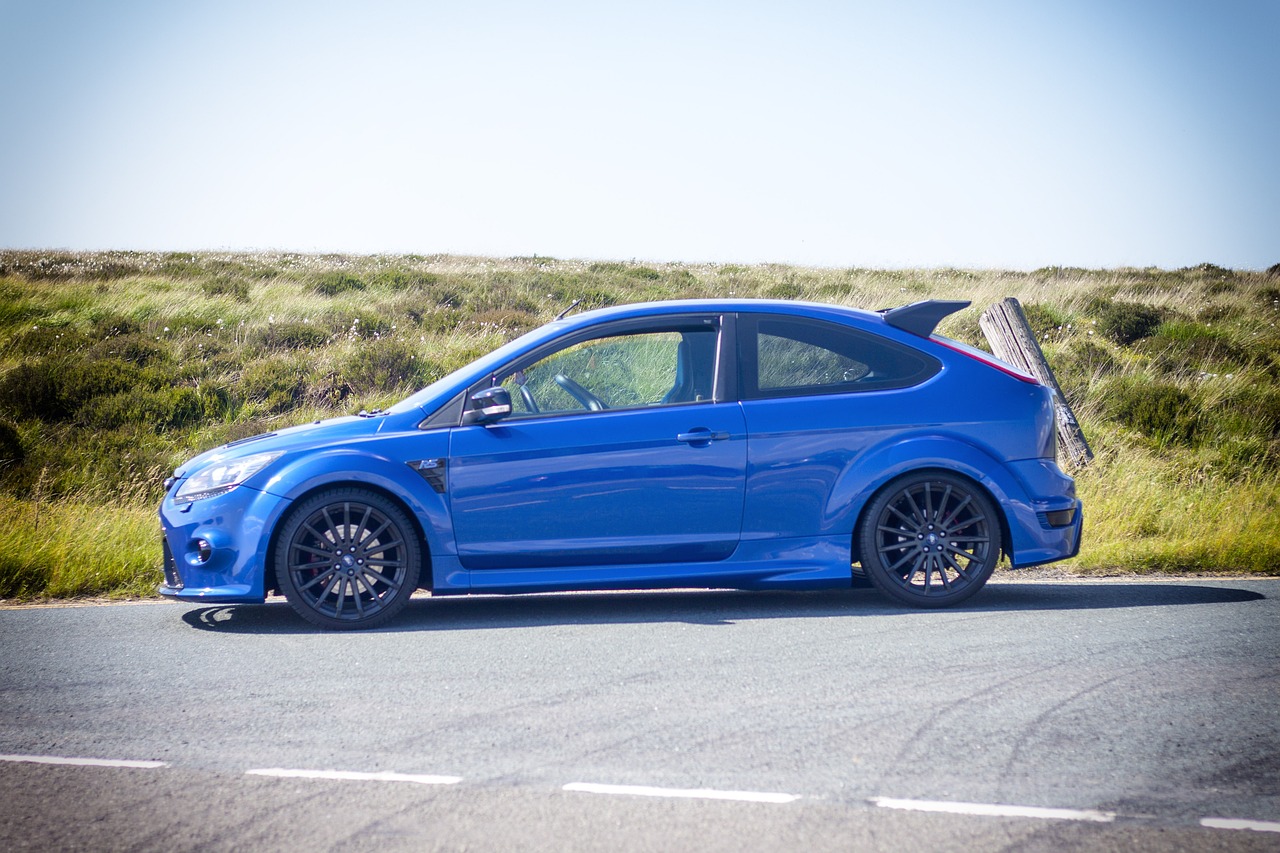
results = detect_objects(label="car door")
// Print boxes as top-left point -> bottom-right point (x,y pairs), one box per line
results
447,315 -> 747,573
736,313 -> 942,541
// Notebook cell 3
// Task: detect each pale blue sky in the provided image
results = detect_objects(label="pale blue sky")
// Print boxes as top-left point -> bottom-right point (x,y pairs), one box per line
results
1,0 -> 1276,269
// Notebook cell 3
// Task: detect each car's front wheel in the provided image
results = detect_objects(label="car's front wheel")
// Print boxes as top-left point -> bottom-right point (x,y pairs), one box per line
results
274,488 -> 422,629
858,471 -> 1001,608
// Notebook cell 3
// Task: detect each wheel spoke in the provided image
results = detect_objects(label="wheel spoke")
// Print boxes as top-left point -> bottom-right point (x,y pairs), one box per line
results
321,507 -> 343,544
351,580 -> 366,617
318,572 -> 342,602
921,556 -> 934,591
362,519 -> 393,545
298,567 -> 338,592
902,491 -> 925,527
335,577 -> 352,616
364,538 -> 404,557
902,552 -> 925,586
883,548 -> 915,573
351,504 -> 373,548
922,484 -> 937,527
946,536 -> 989,552
301,522 -> 332,545
942,551 -> 971,580
361,570 -> 400,600
357,571 -> 386,598
884,504 -> 919,531
939,495 -> 973,530
948,516 -> 986,537
934,484 -> 954,526
292,542 -> 332,560
932,557 -> 952,589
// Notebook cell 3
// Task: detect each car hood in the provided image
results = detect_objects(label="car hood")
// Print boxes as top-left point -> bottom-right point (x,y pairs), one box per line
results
172,414 -> 393,479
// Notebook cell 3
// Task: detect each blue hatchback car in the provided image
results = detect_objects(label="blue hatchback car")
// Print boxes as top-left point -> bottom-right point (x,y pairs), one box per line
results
160,299 -> 1082,629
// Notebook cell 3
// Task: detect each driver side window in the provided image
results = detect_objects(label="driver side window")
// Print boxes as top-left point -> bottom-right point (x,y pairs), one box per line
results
499,327 -> 716,417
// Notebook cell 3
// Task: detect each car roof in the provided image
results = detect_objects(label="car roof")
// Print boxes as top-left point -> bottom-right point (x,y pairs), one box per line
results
388,298 -> 961,417
547,297 -> 877,331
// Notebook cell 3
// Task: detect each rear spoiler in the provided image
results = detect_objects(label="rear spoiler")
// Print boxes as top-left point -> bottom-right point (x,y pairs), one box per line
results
879,300 -> 971,337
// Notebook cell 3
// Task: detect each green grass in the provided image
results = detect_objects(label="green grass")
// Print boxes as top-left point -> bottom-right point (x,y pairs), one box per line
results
0,493 -> 159,599
1,250 -> 1278,600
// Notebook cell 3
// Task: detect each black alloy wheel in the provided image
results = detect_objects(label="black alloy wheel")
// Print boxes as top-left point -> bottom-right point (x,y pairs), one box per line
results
858,471 -> 1001,608
274,488 -> 422,629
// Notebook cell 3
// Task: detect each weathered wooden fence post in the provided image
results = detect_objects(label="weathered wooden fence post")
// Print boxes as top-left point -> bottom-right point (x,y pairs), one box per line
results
979,297 -> 1094,469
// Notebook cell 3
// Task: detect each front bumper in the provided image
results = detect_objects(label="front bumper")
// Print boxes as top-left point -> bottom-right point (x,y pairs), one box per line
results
158,485 -> 278,604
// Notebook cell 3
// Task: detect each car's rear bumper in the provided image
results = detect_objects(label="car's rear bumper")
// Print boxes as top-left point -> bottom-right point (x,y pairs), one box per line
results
1004,459 -> 1083,567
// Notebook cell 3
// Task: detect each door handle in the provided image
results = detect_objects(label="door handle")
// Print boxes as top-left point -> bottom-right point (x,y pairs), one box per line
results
677,429 -> 731,444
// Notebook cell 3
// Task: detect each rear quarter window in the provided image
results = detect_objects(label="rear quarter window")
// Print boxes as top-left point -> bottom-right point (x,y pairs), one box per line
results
741,316 -> 940,399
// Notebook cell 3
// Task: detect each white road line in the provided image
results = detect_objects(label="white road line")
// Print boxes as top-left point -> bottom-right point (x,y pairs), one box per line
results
5,753 -> 1276,831
870,796 -> 1115,823
1201,817 -> 1280,833
563,782 -> 800,804
0,754 -> 168,769
245,768 -> 463,785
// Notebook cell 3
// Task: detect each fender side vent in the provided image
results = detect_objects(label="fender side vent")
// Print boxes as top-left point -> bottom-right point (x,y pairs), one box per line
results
408,459 -> 447,494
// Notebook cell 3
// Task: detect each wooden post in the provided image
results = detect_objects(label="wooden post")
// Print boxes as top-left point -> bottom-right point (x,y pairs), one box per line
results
979,297 -> 1094,469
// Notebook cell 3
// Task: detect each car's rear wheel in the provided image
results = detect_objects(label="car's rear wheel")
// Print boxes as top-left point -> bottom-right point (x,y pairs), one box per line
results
858,471 -> 1000,608
274,488 -> 421,629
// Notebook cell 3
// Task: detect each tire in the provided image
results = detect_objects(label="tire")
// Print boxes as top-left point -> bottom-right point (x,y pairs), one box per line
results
274,488 -> 422,630
858,471 -> 1001,608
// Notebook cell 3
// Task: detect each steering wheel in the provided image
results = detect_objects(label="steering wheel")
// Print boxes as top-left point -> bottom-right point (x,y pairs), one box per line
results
554,374 -> 606,411
519,384 -> 540,414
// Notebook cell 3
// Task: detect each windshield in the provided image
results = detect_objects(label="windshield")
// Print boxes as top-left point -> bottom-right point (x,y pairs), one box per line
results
384,321 -> 568,416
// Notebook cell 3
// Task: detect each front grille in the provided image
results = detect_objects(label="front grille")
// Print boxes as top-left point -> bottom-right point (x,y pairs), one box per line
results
161,536 -> 183,589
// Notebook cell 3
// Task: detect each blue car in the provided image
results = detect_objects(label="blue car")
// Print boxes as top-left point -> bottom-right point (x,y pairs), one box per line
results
160,299 -> 1082,629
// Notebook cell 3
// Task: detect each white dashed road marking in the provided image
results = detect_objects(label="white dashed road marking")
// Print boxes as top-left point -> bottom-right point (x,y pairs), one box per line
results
1200,817 -> 1280,834
245,768 -> 463,786
564,782 -> 801,804
0,753 -> 168,769
5,754 -> 1277,832
870,797 -> 1116,823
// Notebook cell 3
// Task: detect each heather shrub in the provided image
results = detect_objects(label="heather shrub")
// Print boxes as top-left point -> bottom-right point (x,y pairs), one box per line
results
340,338 -> 438,393
314,271 -> 365,296
1102,379 -> 1201,447
2,324 -> 89,356
242,358 -> 309,413
81,386 -> 204,432
255,321 -> 331,350
370,269 -> 440,290
0,420 -> 22,469
0,358 -> 144,422
1093,301 -> 1163,345
88,333 -> 170,367
201,276 -> 251,301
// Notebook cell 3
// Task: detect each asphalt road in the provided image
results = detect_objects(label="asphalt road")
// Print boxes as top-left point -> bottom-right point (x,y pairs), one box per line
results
1,577 -> 1277,851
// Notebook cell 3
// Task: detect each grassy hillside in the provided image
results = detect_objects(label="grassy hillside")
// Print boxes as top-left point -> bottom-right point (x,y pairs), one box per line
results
1,250 -> 1278,599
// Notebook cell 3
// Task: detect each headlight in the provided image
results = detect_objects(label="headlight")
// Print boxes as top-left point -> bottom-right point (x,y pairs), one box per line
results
173,451 -> 284,503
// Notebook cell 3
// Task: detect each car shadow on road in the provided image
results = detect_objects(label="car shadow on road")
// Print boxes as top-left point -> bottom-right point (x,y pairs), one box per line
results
180,580 -> 1268,634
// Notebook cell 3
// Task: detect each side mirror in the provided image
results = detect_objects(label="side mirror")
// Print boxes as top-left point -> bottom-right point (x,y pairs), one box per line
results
462,386 -> 513,425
